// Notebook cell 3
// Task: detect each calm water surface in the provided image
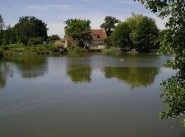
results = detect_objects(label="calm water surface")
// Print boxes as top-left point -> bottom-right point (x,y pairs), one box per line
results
0,54 -> 184,137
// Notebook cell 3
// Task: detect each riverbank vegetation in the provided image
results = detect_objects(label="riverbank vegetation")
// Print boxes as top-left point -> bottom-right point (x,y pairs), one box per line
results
103,13 -> 159,53
0,13 -> 163,57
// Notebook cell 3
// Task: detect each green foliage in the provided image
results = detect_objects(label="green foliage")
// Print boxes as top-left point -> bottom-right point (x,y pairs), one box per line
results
47,34 -> 60,44
0,26 -> 16,45
0,49 -> 4,57
0,14 -> 5,30
109,14 -> 159,53
102,47 -> 120,55
0,44 -> 52,56
135,16 -> 159,52
126,13 -> 144,47
136,0 -> 185,126
160,72 -> 185,119
51,41 -> 66,54
67,45 -> 87,54
2,45 -> 9,51
65,18 -> 91,47
14,16 -> 48,45
28,37 -> 44,45
100,16 -> 120,37
110,22 -> 131,52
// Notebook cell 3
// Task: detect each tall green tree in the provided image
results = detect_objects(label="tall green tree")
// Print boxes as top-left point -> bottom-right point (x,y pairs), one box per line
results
135,16 -> 159,52
0,15 -> 5,31
135,0 -> 185,126
126,13 -> 159,52
65,18 -> 91,47
126,13 -> 147,49
110,22 -> 131,51
100,16 -> 120,37
14,16 -> 48,45
2,25 -> 16,45
0,15 -> 5,45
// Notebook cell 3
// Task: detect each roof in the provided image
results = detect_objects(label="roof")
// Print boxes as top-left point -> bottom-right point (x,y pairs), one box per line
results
91,29 -> 107,41
60,38 -> 65,42
63,29 -> 107,42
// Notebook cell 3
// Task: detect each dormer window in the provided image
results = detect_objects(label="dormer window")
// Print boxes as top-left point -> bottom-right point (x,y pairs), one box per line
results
94,34 -> 100,39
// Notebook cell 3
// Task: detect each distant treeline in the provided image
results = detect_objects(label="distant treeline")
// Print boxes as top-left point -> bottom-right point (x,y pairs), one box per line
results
0,13 -> 165,53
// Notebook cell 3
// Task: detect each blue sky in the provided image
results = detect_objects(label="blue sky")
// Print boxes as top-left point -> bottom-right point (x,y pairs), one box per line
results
0,0 -> 166,37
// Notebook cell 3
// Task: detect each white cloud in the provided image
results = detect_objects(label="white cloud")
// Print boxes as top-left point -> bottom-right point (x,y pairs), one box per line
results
25,4 -> 71,11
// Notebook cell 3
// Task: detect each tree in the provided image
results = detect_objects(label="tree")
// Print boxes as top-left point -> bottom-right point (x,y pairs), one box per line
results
65,18 -> 91,47
0,15 -> 5,31
14,16 -> 48,45
48,34 -> 60,44
100,16 -> 120,37
126,13 -> 145,49
110,22 -> 131,51
0,15 -> 5,45
135,0 -> 185,126
126,13 -> 159,52
134,16 -> 159,52
2,25 -> 16,45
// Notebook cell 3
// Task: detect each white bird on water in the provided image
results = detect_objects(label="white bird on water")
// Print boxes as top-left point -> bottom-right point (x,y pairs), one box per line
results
120,58 -> 125,62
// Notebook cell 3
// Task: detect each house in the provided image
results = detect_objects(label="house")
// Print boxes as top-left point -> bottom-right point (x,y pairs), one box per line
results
89,29 -> 107,49
62,29 -> 107,48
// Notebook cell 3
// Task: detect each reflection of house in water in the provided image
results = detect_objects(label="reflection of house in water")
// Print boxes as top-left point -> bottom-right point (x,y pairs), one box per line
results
61,29 -> 107,48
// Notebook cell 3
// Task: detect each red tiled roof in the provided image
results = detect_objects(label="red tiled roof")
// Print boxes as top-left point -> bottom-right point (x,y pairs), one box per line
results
91,29 -> 107,41
63,29 -> 107,42
64,34 -> 74,41
60,38 -> 65,42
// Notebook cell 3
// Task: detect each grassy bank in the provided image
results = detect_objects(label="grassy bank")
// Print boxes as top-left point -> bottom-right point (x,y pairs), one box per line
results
0,44 -> 52,56
0,44 -> 159,57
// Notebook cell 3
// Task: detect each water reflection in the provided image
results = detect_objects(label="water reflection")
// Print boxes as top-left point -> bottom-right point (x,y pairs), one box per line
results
0,59 -> 13,88
66,64 -> 92,83
9,56 -> 48,79
103,67 -> 160,88
0,57 -> 48,88
1,55 -> 162,88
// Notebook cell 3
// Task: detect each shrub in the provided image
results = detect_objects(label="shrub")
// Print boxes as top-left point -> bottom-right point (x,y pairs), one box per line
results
67,45 -> 86,54
51,41 -> 66,54
2,46 -> 9,51
28,37 -> 44,45
102,47 -> 120,55
0,49 -> 4,57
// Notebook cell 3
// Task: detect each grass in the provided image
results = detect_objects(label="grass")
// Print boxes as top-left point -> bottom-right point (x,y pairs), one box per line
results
0,44 -> 52,56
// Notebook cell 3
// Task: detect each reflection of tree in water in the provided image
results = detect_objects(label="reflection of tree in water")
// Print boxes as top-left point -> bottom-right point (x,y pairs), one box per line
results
103,67 -> 160,88
9,56 -> 48,79
67,64 -> 92,83
0,59 -> 13,89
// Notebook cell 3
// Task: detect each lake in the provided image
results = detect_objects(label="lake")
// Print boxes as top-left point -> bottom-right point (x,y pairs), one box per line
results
0,54 -> 184,137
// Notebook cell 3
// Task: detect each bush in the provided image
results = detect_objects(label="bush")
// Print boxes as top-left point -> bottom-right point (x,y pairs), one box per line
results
28,37 -> 44,45
2,46 -> 9,50
0,49 -> 4,57
102,47 -> 120,55
51,41 -> 66,54
67,45 -> 86,54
